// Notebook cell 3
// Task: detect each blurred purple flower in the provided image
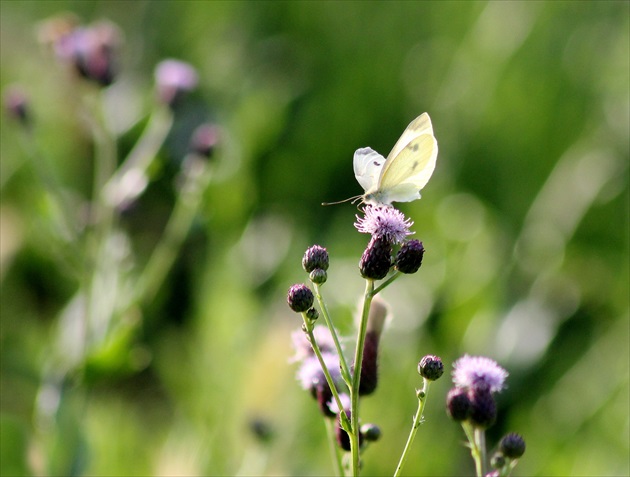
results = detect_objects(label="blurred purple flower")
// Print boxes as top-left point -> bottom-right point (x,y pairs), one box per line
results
155,59 -> 198,105
452,355 -> 508,393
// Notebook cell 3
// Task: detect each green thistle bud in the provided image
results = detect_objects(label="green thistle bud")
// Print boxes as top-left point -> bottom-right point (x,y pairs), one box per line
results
287,284 -> 314,313
309,268 -> 327,285
306,307 -> 319,321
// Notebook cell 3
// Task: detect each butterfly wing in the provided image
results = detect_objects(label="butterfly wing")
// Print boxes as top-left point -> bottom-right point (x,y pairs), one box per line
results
376,113 -> 438,203
353,147 -> 387,193
386,113 -> 434,163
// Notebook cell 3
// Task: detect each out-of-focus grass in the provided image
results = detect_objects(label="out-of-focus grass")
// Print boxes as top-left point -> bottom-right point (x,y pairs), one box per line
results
1,1 -> 628,476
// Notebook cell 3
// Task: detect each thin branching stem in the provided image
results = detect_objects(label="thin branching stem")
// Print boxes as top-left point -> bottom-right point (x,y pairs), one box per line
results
349,278 -> 375,476
313,283 -> 352,386
393,379 -> 432,476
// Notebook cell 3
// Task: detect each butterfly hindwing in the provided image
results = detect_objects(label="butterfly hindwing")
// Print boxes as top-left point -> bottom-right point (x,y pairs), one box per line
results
353,147 -> 386,193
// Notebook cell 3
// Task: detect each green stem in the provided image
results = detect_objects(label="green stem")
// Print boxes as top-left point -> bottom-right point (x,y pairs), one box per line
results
474,427 -> 487,477
85,90 -> 118,349
102,105 -> 173,208
313,283 -> 352,386
393,379 -> 432,476
325,417 -> 345,477
462,421 -> 485,477
137,160 -> 211,307
371,270 -> 401,296
301,316 -> 348,426
349,279 -> 375,476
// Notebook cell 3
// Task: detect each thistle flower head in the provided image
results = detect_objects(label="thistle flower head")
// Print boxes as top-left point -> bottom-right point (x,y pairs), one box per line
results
189,123 -> 220,160
355,205 -> 413,244
290,326 -> 338,362
49,19 -> 121,86
155,59 -> 198,106
452,354 -> 508,393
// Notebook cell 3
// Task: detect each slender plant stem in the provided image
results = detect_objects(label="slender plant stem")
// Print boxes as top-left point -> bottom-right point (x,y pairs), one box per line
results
393,379 -> 432,477
301,317 -> 348,425
371,270 -> 401,296
462,421 -> 485,477
85,90 -> 118,349
349,279 -> 375,476
474,427 -> 487,477
325,417 -> 345,477
313,283 -> 352,386
102,105 -> 173,208
137,161 -> 211,307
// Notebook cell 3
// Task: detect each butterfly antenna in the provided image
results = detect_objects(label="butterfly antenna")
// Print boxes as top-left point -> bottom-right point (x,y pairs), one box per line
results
321,195 -> 362,206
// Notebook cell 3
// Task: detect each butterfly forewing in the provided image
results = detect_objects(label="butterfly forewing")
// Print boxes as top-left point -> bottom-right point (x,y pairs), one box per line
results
386,113 -> 434,162
378,133 -> 437,191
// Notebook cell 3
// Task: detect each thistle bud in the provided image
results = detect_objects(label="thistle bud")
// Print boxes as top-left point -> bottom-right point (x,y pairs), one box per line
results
335,410 -> 360,452
309,268 -> 327,285
4,86 -> 30,127
360,423 -> 381,442
287,284 -> 314,313
314,383 -> 335,418
358,297 -> 388,396
490,452 -> 506,469
302,245 -> 329,272
468,383 -> 497,429
418,355 -> 444,381
306,307 -> 319,321
359,235 -> 392,280
395,239 -> 425,274
446,387 -> 471,422
499,432 -> 526,459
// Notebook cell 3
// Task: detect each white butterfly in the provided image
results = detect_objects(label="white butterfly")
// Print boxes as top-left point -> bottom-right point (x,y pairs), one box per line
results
353,113 -> 438,206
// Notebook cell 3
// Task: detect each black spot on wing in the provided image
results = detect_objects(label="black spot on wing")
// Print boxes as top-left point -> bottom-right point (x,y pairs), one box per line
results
373,161 -> 381,166
411,160 -> 418,170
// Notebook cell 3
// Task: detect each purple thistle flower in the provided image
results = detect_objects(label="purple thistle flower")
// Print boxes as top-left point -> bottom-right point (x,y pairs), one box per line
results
452,355 -> 508,393
354,205 -> 413,244
155,59 -> 198,105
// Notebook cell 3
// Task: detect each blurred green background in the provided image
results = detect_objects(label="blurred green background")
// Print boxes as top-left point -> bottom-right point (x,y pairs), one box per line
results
1,1 -> 628,476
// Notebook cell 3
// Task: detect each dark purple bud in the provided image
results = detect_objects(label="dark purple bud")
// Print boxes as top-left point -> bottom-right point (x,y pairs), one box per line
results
359,235 -> 392,280
395,239 -> 425,274
302,245 -> 329,272
287,284 -> 314,313
468,383 -> 497,429
418,355 -> 444,381
499,432 -> 526,459
446,387 -> 471,422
